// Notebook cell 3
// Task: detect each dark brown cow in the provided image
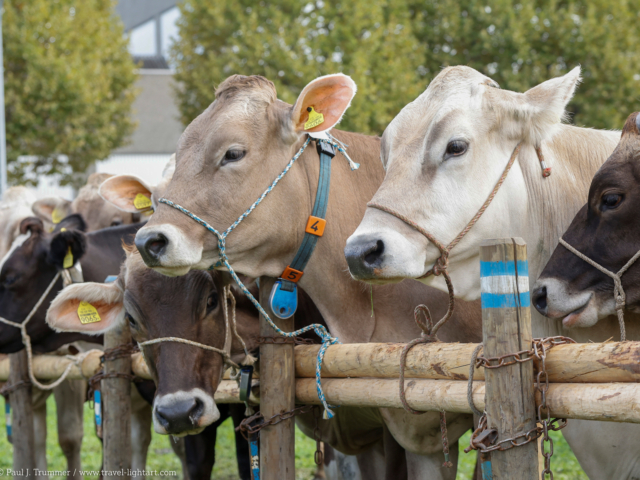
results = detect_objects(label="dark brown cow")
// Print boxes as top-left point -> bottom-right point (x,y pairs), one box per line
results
533,112 -> 640,330
0,215 -> 139,353
47,249 -> 390,480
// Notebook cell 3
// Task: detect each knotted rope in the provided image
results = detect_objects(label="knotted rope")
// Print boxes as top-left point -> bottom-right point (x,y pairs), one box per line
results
158,135 -> 356,419
558,238 -> 640,341
0,272 -> 89,390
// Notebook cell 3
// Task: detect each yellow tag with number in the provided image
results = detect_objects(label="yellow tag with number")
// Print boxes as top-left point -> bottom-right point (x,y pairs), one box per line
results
77,302 -> 101,324
304,107 -> 324,130
63,247 -> 74,269
133,193 -> 152,210
51,207 -> 64,224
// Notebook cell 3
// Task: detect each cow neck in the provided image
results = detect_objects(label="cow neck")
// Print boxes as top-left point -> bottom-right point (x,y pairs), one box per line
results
294,131 -> 432,343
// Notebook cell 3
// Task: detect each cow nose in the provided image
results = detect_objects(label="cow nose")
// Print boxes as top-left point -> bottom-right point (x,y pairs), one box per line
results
154,397 -> 204,434
344,236 -> 385,279
135,230 -> 168,266
532,285 -> 548,315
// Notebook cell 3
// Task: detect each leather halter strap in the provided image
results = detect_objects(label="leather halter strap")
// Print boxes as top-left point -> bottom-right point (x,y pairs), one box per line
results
280,139 -> 335,291
558,238 -> 640,341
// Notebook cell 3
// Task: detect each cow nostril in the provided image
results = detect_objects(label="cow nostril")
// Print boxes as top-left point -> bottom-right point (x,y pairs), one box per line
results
363,240 -> 385,267
534,286 -> 548,313
145,233 -> 168,258
188,398 -> 204,425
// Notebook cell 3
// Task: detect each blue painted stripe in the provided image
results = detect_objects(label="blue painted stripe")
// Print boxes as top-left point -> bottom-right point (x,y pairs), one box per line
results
481,292 -> 531,309
250,436 -> 260,480
480,260 -> 529,278
481,459 -> 493,480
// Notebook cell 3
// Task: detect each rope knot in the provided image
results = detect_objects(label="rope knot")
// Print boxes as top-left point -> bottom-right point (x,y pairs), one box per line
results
432,255 -> 449,277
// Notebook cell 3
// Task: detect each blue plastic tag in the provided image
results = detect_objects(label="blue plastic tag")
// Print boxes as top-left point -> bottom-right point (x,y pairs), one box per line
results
104,275 -> 117,284
269,279 -> 297,319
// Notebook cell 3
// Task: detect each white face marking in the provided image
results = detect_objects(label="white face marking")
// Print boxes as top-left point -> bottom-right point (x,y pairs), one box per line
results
0,231 -> 31,273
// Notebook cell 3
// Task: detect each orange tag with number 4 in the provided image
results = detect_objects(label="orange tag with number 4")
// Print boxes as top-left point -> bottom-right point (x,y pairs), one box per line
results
282,266 -> 303,283
305,216 -> 326,237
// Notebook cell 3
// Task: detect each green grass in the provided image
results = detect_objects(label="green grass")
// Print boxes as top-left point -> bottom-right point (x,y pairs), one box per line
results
0,396 -> 586,479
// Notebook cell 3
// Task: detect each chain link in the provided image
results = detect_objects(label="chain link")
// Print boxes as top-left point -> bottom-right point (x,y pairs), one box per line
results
0,380 -> 32,398
257,336 -> 316,346
466,336 -> 575,477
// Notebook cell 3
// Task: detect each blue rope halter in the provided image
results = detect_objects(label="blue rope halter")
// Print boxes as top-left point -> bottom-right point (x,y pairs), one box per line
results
159,134 -> 358,419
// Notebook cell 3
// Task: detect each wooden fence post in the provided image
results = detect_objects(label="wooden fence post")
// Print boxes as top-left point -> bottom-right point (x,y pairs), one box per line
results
102,323 -> 132,478
259,277 -> 295,480
480,238 -> 538,480
9,350 -> 35,477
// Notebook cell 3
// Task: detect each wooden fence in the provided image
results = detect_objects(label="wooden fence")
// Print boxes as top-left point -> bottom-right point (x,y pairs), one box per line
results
2,238 -> 640,479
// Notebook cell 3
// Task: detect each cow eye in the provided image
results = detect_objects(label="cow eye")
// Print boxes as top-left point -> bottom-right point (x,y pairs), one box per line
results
2,275 -> 17,288
445,140 -> 468,158
111,220 -> 122,227
222,149 -> 245,165
125,312 -> 137,329
207,292 -> 219,310
601,193 -> 623,210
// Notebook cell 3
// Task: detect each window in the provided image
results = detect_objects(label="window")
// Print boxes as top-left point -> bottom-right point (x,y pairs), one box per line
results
129,19 -> 157,56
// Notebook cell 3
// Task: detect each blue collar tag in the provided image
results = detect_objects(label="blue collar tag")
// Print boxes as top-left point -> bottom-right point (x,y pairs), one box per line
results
269,279 -> 298,319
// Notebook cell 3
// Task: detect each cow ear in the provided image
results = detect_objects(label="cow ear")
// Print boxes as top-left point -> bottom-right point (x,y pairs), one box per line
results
20,217 -> 44,236
55,213 -> 87,233
32,197 -> 73,225
487,67 -> 581,144
99,175 -> 155,214
48,228 -> 87,269
47,282 -> 124,335
290,74 -> 357,134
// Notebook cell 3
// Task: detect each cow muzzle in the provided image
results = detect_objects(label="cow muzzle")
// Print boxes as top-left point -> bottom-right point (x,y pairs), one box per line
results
153,389 -> 219,436
134,224 -> 204,276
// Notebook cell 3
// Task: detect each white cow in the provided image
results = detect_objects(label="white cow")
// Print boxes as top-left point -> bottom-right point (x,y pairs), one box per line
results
345,66 -> 640,479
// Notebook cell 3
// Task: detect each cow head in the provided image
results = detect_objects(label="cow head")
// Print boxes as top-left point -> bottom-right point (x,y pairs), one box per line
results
0,214 -> 88,353
46,250 -> 259,436
132,74 -> 356,277
533,113 -> 640,328
344,66 -> 582,299
0,186 -> 37,258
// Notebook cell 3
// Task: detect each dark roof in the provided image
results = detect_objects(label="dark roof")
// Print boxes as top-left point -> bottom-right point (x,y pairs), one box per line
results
133,55 -> 170,70
115,0 -> 177,30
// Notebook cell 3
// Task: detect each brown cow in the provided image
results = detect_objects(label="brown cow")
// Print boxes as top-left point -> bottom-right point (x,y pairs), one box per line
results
534,112 -> 640,329
130,73 -> 481,478
32,173 -> 141,232
46,249 -> 380,479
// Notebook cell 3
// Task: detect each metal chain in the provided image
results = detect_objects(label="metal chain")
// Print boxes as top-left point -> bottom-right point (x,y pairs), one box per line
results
236,404 -> 317,439
466,336 -> 575,478
0,380 -> 32,398
87,343 -> 142,402
257,336 -> 316,346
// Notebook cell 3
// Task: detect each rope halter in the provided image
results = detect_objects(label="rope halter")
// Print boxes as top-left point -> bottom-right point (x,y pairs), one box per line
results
558,238 -> 640,341
138,285 -> 245,371
0,271 -> 83,390
158,134 -> 356,419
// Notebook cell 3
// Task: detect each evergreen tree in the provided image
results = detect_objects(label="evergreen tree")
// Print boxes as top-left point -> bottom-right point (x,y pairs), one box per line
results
3,0 -> 137,185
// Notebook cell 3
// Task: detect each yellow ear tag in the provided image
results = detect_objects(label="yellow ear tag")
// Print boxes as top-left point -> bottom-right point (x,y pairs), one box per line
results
63,247 -> 74,269
133,193 -> 152,210
77,301 -> 101,324
51,207 -> 63,224
304,106 -> 324,130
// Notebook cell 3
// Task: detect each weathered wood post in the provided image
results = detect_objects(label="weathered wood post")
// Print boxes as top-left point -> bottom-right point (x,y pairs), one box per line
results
8,350 -> 35,476
102,323 -> 132,478
259,277 -> 296,480
480,238 -> 538,479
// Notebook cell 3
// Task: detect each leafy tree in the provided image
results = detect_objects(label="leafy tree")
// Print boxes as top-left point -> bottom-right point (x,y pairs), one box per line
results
410,0 -> 640,130
172,0 -> 427,135
174,0 -> 640,133
3,0 -> 137,185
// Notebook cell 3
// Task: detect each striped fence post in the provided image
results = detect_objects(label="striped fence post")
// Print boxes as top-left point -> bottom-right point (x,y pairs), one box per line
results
480,238 -> 539,479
